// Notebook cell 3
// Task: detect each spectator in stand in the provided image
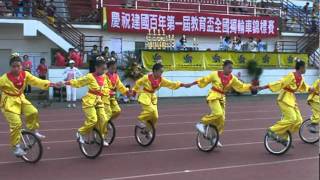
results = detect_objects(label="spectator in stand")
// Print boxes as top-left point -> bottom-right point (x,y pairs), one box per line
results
22,55 -> 33,94
15,0 -> 24,17
63,60 -> 82,108
103,46 -> 110,58
231,0 -> 238,12
246,37 -> 257,52
239,0 -> 249,14
222,36 -> 232,51
89,45 -> 100,73
54,51 -> 66,67
179,34 -> 187,49
232,36 -> 242,51
34,0 -> 46,17
303,2 -> 310,23
36,58 -> 48,80
0,1 -> 8,16
46,0 -> 56,27
110,51 -> 118,61
68,48 -> 82,67
256,38 -> 266,52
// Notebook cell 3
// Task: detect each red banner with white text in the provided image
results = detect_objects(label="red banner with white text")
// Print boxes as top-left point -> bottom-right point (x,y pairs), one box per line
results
103,7 -> 279,38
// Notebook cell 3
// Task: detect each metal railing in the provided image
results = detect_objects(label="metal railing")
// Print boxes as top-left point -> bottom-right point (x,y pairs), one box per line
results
275,40 -> 297,52
104,0 -> 280,16
0,1 -> 85,51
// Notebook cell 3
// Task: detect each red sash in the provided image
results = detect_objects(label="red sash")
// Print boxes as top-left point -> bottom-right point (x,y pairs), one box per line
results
88,90 -> 104,96
211,87 -> 224,95
143,88 -> 155,93
7,71 -> 26,90
148,74 -> 162,90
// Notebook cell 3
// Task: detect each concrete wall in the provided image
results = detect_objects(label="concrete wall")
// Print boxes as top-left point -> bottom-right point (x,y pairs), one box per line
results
48,68 -> 319,99
0,24 -> 58,74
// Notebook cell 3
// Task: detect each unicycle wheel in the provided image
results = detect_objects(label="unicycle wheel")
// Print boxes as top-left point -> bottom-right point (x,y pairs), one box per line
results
20,130 -> 43,163
264,130 -> 292,155
299,119 -> 319,144
105,121 -> 116,145
196,125 -> 219,152
78,128 -> 103,159
134,121 -> 156,147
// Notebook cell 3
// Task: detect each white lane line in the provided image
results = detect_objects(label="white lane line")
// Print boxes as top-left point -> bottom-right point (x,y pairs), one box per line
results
0,115 -> 283,125
0,138 -> 305,165
0,114 -> 286,133
101,156 -> 318,180
0,127 -> 267,145
0,109 -> 282,125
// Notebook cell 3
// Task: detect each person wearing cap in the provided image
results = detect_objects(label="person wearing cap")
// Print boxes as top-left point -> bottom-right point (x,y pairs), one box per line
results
259,60 -> 314,145
63,60 -> 82,108
103,58 -> 129,122
187,60 -> 256,147
61,57 -> 111,146
307,78 -> 320,132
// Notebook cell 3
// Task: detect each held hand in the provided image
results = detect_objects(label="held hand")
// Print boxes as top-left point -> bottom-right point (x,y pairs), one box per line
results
130,90 -> 137,97
250,86 -> 259,92
181,83 -> 193,88
56,81 -> 65,88
181,81 -> 197,88
126,90 -> 132,97
257,85 -> 269,91
309,87 -> 315,94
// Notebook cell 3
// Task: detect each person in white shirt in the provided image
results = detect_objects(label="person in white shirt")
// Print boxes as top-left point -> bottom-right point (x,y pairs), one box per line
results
63,60 -> 82,108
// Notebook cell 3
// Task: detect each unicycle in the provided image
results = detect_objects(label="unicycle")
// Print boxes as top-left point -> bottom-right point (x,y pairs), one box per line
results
299,119 -> 319,144
77,128 -> 103,159
20,130 -> 43,163
134,121 -> 156,147
104,121 -> 116,145
196,125 -> 219,152
264,130 -> 292,155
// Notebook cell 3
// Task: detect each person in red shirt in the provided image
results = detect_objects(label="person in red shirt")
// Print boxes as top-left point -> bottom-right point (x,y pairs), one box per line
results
36,58 -> 48,80
68,48 -> 79,67
54,51 -> 66,67
73,49 -> 83,67
22,55 -> 33,94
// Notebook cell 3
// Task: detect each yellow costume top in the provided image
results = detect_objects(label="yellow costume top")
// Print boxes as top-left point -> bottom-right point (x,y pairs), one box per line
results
133,74 -> 181,105
307,79 -> 320,103
68,73 -> 108,108
196,71 -> 252,101
102,72 -> 128,104
267,72 -> 310,107
0,71 -> 50,114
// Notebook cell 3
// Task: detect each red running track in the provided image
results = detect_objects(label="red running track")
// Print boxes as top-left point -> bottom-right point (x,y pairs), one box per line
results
0,95 -> 318,180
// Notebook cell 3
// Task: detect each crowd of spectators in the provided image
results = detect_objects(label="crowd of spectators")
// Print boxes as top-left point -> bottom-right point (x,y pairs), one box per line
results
88,45 -> 119,73
0,0 -> 56,25
220,36 -> 266,52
